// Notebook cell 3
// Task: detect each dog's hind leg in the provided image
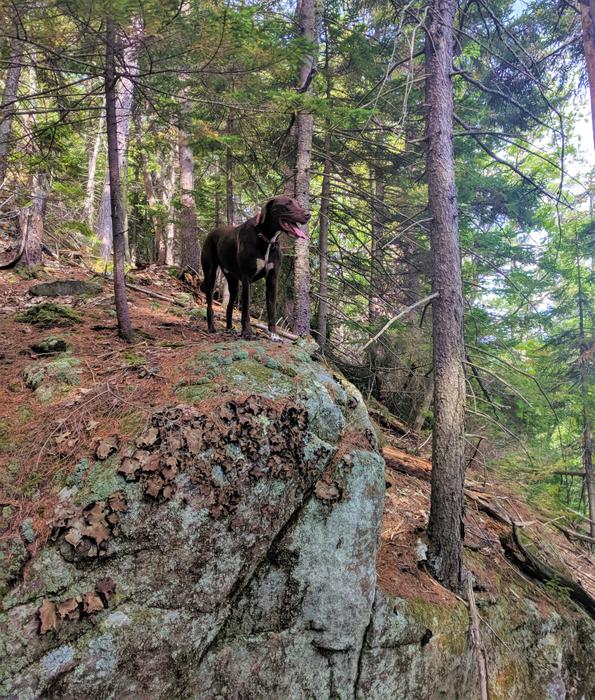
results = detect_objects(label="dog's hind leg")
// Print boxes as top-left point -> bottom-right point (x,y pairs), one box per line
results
240,276 -> 253,339
203,264 -> 218,333
225,275 -> 239,333
265,271 -> 281,341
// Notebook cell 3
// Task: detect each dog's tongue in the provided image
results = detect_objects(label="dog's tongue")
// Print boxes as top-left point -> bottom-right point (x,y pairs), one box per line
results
285,222 -> 308,240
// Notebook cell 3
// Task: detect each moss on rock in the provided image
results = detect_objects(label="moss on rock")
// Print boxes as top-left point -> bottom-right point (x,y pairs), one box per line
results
16,303 -> 82,327
23,354 -> 81,402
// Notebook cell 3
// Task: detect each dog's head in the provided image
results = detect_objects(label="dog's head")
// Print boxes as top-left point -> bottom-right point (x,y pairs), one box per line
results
256,196 -> 310,240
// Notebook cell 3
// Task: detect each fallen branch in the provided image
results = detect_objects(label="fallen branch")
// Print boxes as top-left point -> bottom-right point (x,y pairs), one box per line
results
565,507 -> 595,528
369,408 -> 410,435
466,576 -> 489,700
125,281 -> 185,306
554,524 -> 595,547
501,525 -> 595,619
362,293 -> 438,350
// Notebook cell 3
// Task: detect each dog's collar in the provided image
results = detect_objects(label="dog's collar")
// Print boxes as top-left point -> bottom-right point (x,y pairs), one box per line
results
257,230 -> 281,246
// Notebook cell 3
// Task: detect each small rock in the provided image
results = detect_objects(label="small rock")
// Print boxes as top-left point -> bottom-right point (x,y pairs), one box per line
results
30,336 -> 70,355
21,518 -> 36,543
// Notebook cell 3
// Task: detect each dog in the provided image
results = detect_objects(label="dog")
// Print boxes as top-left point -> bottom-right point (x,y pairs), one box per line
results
201,195 -> 310,340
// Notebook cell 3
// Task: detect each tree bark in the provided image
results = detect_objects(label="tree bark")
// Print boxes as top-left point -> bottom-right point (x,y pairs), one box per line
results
369,122 -> 385,325
17,60 -> 45,267
425,0 -> 466,593
82,111 -> 105,226
19,172 -> 46,267
580,1 -> 595,148
317,20 -> 331,351
0,34 -> 24,189
292,0 -> 318,336
318,129 -> 331,350
96,19 -> 142,259
105,17 -> 133,341
178,91 -> 200,272
226,114 -> 235,225
575,228 -> 594,536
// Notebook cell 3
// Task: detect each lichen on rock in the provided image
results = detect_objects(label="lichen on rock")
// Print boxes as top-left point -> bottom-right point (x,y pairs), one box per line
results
1,339 -> 593,699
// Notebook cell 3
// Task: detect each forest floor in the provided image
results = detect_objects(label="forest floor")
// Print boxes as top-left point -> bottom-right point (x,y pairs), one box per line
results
1,262 -> 594,619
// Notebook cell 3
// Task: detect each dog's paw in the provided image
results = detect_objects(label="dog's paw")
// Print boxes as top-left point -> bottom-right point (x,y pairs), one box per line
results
241,330 -> 253,340
225,328 -> 236,335
207,326 -> 217,334
269,332 -> 282,343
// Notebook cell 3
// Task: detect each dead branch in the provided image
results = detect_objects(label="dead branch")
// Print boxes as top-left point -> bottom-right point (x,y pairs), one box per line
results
554,524 -> 595,547
125,281 -> 185,306
368,408 -> 410,435
362,293 -> 439,350
501,525 -> 595,619
465,576 -> 489,700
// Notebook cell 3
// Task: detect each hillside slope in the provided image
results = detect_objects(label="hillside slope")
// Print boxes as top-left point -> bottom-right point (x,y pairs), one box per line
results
1,266 -> 594,699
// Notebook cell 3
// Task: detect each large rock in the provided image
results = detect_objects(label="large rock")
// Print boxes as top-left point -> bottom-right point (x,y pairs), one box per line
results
28,280 -> 102,297
1,339 -> 593,699
357,590 -> 595,699
0,341 -> 385,698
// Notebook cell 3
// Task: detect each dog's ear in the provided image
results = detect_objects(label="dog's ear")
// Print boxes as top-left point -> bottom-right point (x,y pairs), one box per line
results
255,200 -> 270,225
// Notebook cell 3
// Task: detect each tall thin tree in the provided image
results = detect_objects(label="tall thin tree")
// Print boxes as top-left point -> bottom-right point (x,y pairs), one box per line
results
105,17 -> 133,341
96,19 -> 142,259
292,0 -> 318,336
0,29 -> 24,189
425,0 -> 466,592
580,0 -> 595,147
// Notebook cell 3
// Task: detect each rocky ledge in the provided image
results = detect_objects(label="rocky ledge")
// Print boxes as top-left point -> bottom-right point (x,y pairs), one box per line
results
0,340 -> 593,699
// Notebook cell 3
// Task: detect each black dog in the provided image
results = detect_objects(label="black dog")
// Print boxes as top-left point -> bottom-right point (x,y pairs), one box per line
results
201,196 -> 310,340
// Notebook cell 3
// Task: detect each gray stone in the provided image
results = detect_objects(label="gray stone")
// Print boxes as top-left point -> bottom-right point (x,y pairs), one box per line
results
28,280 -> 102,297
0,341 -> 593,699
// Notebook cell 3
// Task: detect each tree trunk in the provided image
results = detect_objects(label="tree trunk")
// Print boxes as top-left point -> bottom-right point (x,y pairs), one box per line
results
575,229 -> 594,536
292,0 -> 318,336
226,114 -> 235,225
178,92 -> 200,272
82,111 -> 105,226
136,113 -> 166,264
0,34 -> 24,188
96,19 -> 142,259
17,61 -> 45,268
425,0 -> 466,593
19,172 -> 46,267
580,1 -> 595,148
105,17 -> 132,341
158,153 -> 176,266
318,130 -> 331,350
369,125 -> 385,325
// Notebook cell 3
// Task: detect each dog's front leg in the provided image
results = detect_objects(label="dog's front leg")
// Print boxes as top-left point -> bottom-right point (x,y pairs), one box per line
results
266,271 -> 281,342
240,276 -> 253,339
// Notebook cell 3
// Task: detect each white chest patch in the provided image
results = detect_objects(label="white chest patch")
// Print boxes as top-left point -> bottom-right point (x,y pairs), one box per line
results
266,261 -> 275,271
255,258 -> 266,273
